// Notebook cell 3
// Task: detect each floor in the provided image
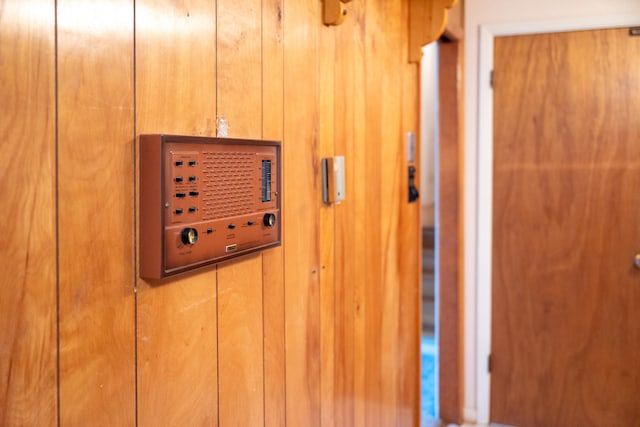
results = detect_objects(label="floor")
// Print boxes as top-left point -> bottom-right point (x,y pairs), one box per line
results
421,335 -> 437,424
421,227 -> 437,426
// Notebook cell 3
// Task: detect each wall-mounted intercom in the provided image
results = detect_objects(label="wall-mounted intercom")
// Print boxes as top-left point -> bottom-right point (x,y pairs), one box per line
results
139,134 -> 281,279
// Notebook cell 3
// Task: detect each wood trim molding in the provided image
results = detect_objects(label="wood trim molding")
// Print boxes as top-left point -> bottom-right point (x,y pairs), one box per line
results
409,0 -> 459,62
323,0 -> 353,26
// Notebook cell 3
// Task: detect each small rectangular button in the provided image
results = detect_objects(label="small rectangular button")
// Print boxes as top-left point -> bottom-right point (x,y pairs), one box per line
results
175,160 -> 183,166
189,191 -> 199,197
175,208 -> 183,214
189,176 -> 197,182
175,176 -> 183,183
189,160 -> 197,166
175,192 -> 186,198
189,207 -> 197,213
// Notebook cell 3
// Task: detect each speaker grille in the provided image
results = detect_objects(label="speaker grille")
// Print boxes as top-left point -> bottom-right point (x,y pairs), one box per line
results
201,151 -> 254,219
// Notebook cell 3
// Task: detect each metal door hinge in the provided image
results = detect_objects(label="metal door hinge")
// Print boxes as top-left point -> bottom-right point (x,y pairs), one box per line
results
490,70 -> 494,89
488,354 -> 492,373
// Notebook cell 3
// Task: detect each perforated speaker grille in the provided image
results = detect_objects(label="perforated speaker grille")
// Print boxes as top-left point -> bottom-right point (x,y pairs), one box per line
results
201,151 -> 254,219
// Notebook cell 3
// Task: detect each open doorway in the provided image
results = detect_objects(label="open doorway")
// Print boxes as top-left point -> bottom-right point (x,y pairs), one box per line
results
420,35 -> 464,426
420,41 -> 439,425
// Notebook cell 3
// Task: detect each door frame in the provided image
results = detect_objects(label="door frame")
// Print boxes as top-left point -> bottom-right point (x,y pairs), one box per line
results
474,14 -> 640,424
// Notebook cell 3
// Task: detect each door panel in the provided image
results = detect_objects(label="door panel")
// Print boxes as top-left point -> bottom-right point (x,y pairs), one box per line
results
492,28 -> 640,427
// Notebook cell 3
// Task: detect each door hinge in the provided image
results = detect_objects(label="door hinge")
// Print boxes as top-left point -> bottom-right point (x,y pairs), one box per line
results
630,27 -> 640,37
490,70 -> 494,89
487,354 -> 492,373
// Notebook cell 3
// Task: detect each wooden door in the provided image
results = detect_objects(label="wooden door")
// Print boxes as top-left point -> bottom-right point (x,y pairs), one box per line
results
491,28 -> 640,427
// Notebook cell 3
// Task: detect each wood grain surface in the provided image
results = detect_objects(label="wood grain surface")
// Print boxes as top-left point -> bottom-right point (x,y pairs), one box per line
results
379,1 -> 404,424
283,1 -> 322,425
2,0 -> 422,424
216,1 -> 265,425
492,28 -> 640,427
363,0 -> 385,423
262,1 -> 286,426
0,1 -> 57,425
135,0 -> 218,425
57,0 -> 136,424
438,40 -> 464,424
319,14 -> 337,427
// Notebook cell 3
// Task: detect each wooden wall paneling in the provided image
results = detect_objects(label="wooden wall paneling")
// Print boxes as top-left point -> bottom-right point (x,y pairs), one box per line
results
409,0 -> 459,62
398,2 -> 421,424
216,1 -> 265,425
348,2 -> 369,427
319,19 -> 337,427
262,0 -> 286,426
57,0 -> 135,424
216,255 -> 264,426
438,41 -> 464,424
363,1 -> 385,425
332,1 -> 366,424
0,1 -> 57,424
378,0 -> 404,424
399,63 -> 422,426
135,1 -> 218,424
283,0 -> 322,425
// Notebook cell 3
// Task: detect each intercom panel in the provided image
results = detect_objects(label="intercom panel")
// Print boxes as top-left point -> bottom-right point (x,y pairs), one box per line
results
140,134 -> 281,279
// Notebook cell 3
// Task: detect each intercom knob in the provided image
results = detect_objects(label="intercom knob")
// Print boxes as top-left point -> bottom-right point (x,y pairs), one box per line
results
263,213 -> 276,227
181,227 -> 198,245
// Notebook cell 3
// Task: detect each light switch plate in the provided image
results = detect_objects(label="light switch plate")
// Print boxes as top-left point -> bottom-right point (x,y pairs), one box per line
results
322,156 -> 346,204
407,131 -> 416,163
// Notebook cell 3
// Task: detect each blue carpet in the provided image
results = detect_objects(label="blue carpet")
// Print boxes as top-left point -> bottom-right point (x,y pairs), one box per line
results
421,335 -> 438,421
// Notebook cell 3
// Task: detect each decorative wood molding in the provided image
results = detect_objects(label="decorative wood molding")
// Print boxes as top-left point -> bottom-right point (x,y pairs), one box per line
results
409,0 -> 460,62
323,0 -> 352,26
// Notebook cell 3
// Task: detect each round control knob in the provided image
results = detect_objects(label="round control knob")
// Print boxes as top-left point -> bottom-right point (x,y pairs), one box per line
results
181,227 -> 198,245
263,213 -> 276,227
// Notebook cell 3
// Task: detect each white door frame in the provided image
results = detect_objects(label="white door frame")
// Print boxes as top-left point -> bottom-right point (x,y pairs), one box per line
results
475,15 -> 640,424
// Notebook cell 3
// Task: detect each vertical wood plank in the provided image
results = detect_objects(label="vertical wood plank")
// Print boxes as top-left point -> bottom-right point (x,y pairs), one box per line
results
0,1 -> 57,424
379,1 -> 404,424
136,1 -> 218,424
216,1 -> 265,425
284,0 -> 322,425
398,63 -> 422,426
319,18 -> 337,427
262,1 -> 286,426
348,6 -> 368,426
57,0 -> 136,424
217,255 -> 264,426
438,40 -> 464,424
363,0 -> 384,424
397,20 -> 422,426
331,1 -> 366,424
398,2 -> 421,425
